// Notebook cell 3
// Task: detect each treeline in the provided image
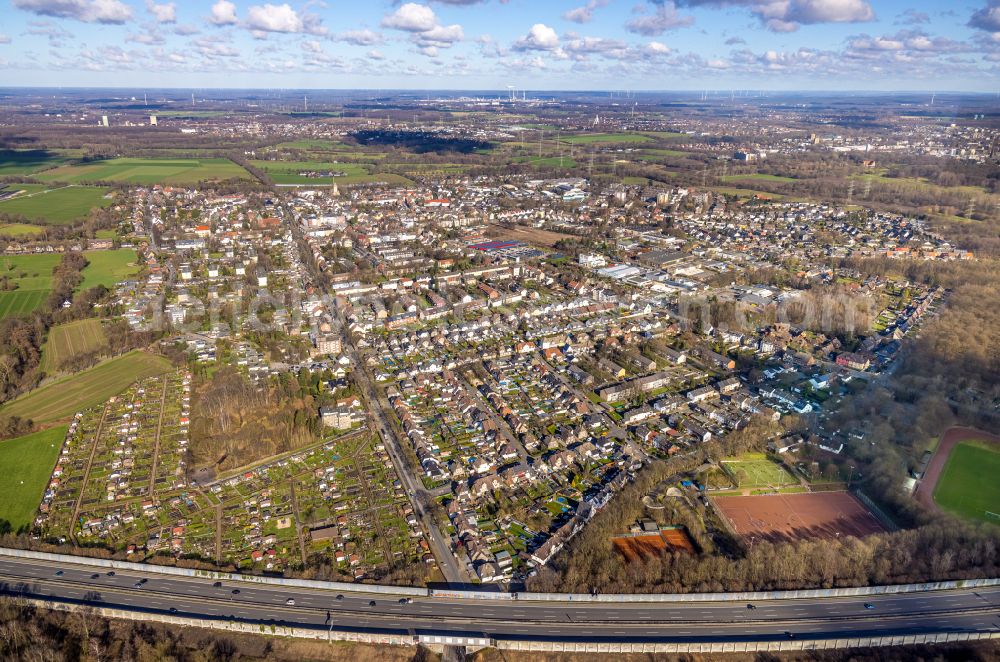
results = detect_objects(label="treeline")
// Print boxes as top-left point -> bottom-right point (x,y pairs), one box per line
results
0,597 -> 426,662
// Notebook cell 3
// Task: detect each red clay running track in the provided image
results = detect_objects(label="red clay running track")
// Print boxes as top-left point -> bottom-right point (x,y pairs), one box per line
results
712,492 -> 886,543
915,426 -> 1000,513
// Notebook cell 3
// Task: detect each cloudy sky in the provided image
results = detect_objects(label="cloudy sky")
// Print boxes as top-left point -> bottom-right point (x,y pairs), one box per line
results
0,1 -> 998,90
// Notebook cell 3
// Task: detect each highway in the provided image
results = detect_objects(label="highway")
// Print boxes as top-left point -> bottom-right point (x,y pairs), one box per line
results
1,553 -> 998,645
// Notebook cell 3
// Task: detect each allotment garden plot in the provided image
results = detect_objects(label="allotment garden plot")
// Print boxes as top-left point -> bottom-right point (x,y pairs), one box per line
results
36,376 -> 428,581
38,371 -> 192,539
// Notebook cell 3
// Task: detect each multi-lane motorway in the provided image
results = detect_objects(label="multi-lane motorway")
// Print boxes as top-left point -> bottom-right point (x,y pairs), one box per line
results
1,552 -> 998,645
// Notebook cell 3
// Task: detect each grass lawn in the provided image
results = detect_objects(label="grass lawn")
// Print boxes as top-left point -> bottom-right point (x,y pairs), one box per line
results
0,426 -> 67,532
1,350 -> 173,424
721,454 -> 797,488
933,442 -> 1000,524
36,157 -> 250,185
0,184 -> 113,224
563,133 -> 652,144
78,248 -> 140,292
41,318 -> 109,374
0,223 -> 47,237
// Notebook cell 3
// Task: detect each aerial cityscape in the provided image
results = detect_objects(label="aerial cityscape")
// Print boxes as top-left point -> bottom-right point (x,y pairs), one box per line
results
0,1 -> 999,661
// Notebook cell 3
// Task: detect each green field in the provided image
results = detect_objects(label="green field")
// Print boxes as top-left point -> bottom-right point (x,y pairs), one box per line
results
0,185 -> 113,224
0,350 -> 173,424
0,223 -> 47,237
276,139 -> 347,150
78,248 -> 140,292
41,318 -> 109,374
563,133 -> 652,144
721,454 -> 797,488
514,156 -> 578,168
36,157 -> 250,185
0,253 -> 61,319
933,442 -> 1000,524
713,187 -> 787,200
251,160 -> 372,184
0,149 -> 73,175
0,426 -> 67,532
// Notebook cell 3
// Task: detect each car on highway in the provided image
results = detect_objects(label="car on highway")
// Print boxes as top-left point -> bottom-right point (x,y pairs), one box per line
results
106,571 -> 115,577
90,573 -> 100,579
169,607 -> 177,613
285,598 -> 295,606
54,570 -> 64,576
746,603 -> 756,610
133,582 -> 143,589
368,600 -> 377,607
213,581 -> 222,588
399,597 -> 412,605
335,594 -> 344,601
864,603 -> 875,610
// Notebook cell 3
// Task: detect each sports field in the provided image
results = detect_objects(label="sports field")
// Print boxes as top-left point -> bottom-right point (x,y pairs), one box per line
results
77,248 -> 140,292
933,441 -> 1000,524
0,350 -> 173,424
0,426 -> 67,532
721,454 -> 797,488
0,184 -> 112,224
36,157 -> 250,185
713,492 -> 886,542
0,253 -> 61,319
41,318 -> 108,374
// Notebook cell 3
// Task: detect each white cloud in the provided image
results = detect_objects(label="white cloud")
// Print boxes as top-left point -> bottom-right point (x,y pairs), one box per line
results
514,23 -> 560,51
367,49 -> 385,60
381,3 -> 463,54
0,34 -> 11,44
210,0 -> 238,26
563,0 -> 607,24
676,0 -> 873,32
969,1 -> 1000,33
338,29 -> 384,46
646,41 -> 671,55
626,1 -> 694,36
246,4 -> 303,33
146,0 -> 175,23
13,0 -> 133,24
381,3 -> 438,32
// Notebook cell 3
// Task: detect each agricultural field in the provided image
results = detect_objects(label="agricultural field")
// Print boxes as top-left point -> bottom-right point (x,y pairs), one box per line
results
0,350 -> 173,424
41,318 -> 109,374
0,426 -> 67,532
0,184 -> 113,224
933,441 -> 1000,524
77,248 -> 140,292
276,139 -> 348,150
250,160 -> 372,184
36,158 -> 250,185
0,253 -> 61,319
721,453 -> 797,488
0,223 -> 47,237
562,133 -> 653,144
0,149 -> 74,175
